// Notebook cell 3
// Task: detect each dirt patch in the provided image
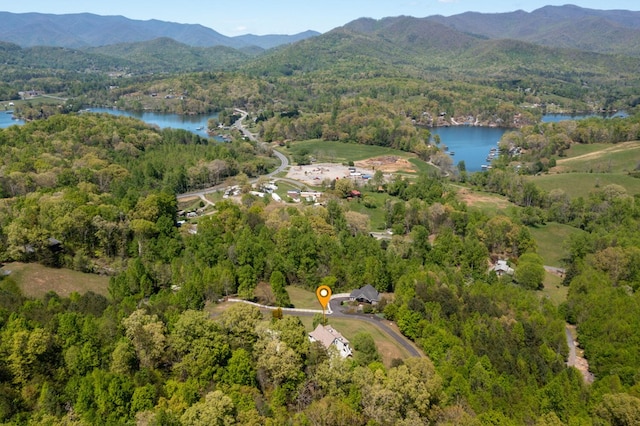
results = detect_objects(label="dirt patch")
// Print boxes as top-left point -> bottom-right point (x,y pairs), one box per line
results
457,188 -> 511,208
286,162 -> 375,186
285,157 -> 416,186
355,156 -> 416,173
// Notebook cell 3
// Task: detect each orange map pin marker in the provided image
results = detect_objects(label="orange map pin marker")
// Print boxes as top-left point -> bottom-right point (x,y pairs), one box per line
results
316,285 -> 332,310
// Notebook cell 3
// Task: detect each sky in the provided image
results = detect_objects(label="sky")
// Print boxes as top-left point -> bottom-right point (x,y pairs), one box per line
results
2,1 -> 639,36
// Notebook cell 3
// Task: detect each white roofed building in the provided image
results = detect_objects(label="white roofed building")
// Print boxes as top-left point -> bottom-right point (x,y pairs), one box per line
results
308,324 -> 352,358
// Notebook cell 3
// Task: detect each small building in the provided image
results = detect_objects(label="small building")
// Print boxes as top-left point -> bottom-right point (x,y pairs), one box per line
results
349,284 -> 380,304
492,259 -> 514,276
309,324 -> 352,358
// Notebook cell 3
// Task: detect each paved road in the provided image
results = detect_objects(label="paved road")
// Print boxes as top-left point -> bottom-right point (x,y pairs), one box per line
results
177,109 -> 289,202
227,296 -> 423,359
329,297 -> 423,358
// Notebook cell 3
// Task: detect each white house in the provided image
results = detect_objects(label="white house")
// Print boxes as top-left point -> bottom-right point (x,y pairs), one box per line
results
308,324 -> 352,358
492,259 -> 514,276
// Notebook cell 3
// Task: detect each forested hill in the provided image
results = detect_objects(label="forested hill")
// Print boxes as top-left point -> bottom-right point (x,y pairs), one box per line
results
244,15 -> 640,87
428,5 -> 640,57
0,12 -> 320,49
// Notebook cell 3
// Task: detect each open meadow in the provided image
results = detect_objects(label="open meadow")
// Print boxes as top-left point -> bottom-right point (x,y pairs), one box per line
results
529,140 -> 640,198
286,139 -> 416,163
5,262 -> 110,298
529,172 -> 640,198
528,222 -> 586,267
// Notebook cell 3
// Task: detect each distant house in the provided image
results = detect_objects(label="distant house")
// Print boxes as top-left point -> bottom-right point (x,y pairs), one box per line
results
492,259 -> 514,276
349,284 -> 380,304
308,324 -> 352,358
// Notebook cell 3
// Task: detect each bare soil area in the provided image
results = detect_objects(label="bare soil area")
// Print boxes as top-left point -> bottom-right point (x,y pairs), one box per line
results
286,163 -> 373,186
355,156 -> 416,173
285,156 -> 415,186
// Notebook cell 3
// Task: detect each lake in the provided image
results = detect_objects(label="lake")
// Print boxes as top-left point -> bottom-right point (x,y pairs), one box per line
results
430,126 -> 506,172
1,107 -> 628,172
542,111 -> 628,123
89,107 -> 218,136
0,111 -> 24,129
431,111 -> 629,172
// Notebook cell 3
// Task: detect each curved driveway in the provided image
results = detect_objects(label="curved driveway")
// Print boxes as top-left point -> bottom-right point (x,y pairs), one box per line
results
329,297 -> 423,358
227,296 -> 423,359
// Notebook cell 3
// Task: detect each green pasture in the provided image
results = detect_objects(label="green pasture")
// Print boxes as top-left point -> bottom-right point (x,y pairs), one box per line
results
529,173 -> 640,198
562,143 -> 611,158
5,262 -> 110,299
528,222 -> 585,267
557,142 -> 640,174
286,139 -> 415,163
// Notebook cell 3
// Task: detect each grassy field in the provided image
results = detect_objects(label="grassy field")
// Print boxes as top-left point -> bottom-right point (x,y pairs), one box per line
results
409,157 -> 439,175
528,173 -> 640,198
454,185 -> 514,215
286,140 -> 415,163
556,141 -> 640,174
346,192 -> 389,230
528,222 -> 585,267
530,141 -> 640,198
286,286 -> 322,310
540,271 -> 568,306
5,262 -> 110,298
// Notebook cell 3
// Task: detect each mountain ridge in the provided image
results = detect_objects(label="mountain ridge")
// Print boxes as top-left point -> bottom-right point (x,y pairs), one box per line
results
0,12 -> 320,49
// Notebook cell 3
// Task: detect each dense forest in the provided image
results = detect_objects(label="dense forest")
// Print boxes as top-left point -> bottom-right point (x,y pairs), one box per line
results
2,7 -> 640,424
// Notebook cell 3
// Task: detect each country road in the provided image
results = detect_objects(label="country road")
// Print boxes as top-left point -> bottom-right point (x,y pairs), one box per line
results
176,108 -> 289,202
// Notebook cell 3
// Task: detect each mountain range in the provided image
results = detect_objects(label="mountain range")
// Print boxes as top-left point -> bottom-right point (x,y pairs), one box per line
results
1,5 -> 640,81
0,12 -> 320,50
2,5 -> 640,56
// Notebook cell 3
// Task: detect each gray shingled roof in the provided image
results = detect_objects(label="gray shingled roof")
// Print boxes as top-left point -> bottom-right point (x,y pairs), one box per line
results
349,284 -> 380,303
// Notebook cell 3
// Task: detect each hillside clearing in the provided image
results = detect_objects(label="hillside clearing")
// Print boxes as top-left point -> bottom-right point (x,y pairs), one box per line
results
5,262 -> 110,298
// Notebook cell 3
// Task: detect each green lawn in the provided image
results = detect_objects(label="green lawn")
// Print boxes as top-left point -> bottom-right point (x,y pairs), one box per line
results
529,173 -> 640,198
346,192 -> 389,230
528,222 -> 586,267
287,285 -> 418,365
286,139 -> 415,163
286,286 -> 321,310
296,315 -> 414,367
